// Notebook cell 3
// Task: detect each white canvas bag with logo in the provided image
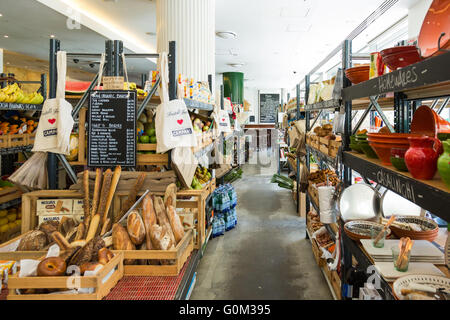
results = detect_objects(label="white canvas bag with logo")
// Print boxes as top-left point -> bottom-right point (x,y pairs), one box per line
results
32,51 -> 74,155
213,109 -> 232,134
155,52 -> 197,154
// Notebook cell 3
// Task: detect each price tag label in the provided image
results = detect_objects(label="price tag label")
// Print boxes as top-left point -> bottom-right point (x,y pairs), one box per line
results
102,76 -> 124,90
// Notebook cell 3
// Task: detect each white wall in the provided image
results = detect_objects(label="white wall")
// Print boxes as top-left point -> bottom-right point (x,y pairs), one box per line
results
408,0 -> 432,39
244,87 -> 258,123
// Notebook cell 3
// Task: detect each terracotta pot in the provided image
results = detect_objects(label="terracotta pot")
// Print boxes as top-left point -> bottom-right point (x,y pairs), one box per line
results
405,136 -> 442,180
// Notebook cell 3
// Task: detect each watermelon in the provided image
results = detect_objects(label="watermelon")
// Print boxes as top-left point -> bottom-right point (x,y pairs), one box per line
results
65,81 -> 102,95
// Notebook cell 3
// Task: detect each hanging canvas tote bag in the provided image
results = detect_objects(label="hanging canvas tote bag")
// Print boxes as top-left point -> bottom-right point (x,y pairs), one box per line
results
213,109 -> 232,134
32,51 -> 74,155
155,52 -> 197,154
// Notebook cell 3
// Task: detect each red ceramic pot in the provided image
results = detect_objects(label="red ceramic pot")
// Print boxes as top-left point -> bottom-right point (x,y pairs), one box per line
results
405,136 -> 442,180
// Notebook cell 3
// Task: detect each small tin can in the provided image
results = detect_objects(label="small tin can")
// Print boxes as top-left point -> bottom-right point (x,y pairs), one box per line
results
369,52 -> 385,79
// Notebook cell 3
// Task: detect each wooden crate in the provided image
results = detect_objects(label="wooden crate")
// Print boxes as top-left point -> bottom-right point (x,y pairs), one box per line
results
7,252 -> 124,300
0,187 -> 22,205
310,233 -> 326,268
0,231 -> 46,260
0,135 -> 8,148
27,132 -> 36,146
319,137 -> 330,155
329,140 -> 341,158
8,134 -> 29,147
307,182 -> 319,209
69,108 -> 168,166
322,262 -> 342,300
113,230 -> 193,276
21,190 -> 83,234
114,179 -> 215,250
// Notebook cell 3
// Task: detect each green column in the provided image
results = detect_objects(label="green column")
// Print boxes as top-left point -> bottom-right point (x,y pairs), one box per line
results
223,72 -> 244,105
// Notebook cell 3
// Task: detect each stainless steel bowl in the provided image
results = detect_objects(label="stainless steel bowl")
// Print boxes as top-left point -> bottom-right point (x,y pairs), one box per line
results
338,183 -> 381,222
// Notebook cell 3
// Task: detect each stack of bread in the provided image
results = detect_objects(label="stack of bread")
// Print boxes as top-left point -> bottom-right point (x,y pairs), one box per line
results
111,183 -> 185,265
313,123 -> 335,138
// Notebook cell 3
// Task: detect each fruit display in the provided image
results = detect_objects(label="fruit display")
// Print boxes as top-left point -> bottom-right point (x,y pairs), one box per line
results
0,83 -> 44,104
124,82 -> 148,98
137,109 -> 157,153
191,114 -> 212,133
191,166 -> 212,190
0,207 -> 22,240
0,114 -> 38,136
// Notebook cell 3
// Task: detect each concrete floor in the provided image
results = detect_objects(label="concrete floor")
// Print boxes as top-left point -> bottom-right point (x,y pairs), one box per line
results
190,149 -> 332,300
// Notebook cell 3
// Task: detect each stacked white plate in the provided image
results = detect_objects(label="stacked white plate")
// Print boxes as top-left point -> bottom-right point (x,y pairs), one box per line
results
361,239 -> 445,265
374,262 -> 446,282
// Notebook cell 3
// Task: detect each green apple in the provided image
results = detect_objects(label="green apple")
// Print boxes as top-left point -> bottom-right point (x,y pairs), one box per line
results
150,136 -> 157,143
139,135 -> 150,143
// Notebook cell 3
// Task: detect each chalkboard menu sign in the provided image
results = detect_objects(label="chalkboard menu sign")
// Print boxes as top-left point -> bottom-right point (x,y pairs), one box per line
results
88,90 -> 136,167
259,93 -> 279,123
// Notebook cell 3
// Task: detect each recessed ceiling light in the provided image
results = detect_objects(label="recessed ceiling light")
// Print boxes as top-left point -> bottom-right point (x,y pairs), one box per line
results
4,35 -> 8,38
145,32 -> 156,36
0,14 -> 3,17
216,31 -> 237,39
228,63 -> 244,68
50,35 -> 55,38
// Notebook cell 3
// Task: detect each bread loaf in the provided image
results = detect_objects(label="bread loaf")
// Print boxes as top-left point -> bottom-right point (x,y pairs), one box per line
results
38,221 -> 59,243
164,183 -> 177,208
153,196 -> 176,246
127,210 -> 145,245
149,224 -> 173,250
17,230 -> 47,251
142,194 -> 156,250
112,223 -> 135,264
166,205 -> 184,244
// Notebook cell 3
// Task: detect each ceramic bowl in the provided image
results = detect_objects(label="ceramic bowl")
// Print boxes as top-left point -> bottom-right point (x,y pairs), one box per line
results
359,141 -> 379,159
390,216 -> 439,241
367,132 -> 422,144
344,220 -> 391,241
411,105 -> 450,137
368,141 -> 410,165
418,0 -> 450,58
345,66 -> 370,84
390,147 -> 409,172
394,275 -> 450,300
380,46 -> 422,70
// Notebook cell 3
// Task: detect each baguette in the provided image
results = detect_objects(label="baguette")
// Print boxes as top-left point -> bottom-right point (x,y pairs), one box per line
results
153,196 -> 176,246
100,218 -> 110,236
86,214 -> 101,242
112,223 -> 135,264
142,194 -> 156,250
166,205 -> 184,244
115,172 -> 146,223
97,169 -> 113,221
91,168 -> 103,217
82,169 -> 90,222
102,166 -> 122,226
164,183 -> 177,209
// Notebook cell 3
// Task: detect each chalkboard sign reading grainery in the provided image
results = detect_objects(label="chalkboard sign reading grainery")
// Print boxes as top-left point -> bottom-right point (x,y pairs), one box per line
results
88,90 -> 136,167
259,93 -> 279,123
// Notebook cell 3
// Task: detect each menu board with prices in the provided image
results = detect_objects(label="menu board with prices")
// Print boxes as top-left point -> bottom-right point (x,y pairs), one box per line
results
88,90 -> 136,167
259,93 -> 279,124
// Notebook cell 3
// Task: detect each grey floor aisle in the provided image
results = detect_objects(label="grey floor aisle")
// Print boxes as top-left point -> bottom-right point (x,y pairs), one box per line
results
190,156 -> 332,300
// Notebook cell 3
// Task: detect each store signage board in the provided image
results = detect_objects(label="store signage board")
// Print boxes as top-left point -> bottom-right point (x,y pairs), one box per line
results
88,90 -> 136,167
102,76 -> 124,90
259,93 -> 279,124
342,51 -> 450,101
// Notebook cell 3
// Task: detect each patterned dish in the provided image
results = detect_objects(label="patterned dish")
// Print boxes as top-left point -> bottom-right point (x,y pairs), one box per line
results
344,220 -> 391,241
390,216 -> 439,241
393,275 -> 450,300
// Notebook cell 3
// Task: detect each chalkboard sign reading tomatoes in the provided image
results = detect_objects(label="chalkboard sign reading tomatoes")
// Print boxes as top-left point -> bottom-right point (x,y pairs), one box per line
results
88,90 -> 136,167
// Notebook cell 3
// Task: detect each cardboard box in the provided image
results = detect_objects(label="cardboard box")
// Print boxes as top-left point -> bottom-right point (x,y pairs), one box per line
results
38,214 -> 84,225
72,199 -> 84,216
36,199 -> 74,216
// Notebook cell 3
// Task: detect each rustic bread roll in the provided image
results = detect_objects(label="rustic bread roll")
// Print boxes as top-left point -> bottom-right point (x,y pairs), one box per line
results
153,196 -> 176,246
68,236 -> 105,266
149,224 -> 173,250
38,221 -> 59,244
17,230 -> 47,251
164,183 -> 177,208
166,205 -> 185,244
80,262 -> 103,274
98,247 -> 114,265
112,223 -> 135,264
127,210 -> 145,245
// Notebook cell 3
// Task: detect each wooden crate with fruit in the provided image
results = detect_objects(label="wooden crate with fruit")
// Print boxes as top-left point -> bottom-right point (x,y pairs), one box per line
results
328,139 -> 341,158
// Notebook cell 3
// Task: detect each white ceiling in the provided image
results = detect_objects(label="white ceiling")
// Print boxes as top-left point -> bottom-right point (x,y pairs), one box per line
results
0,0 -> 425,89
